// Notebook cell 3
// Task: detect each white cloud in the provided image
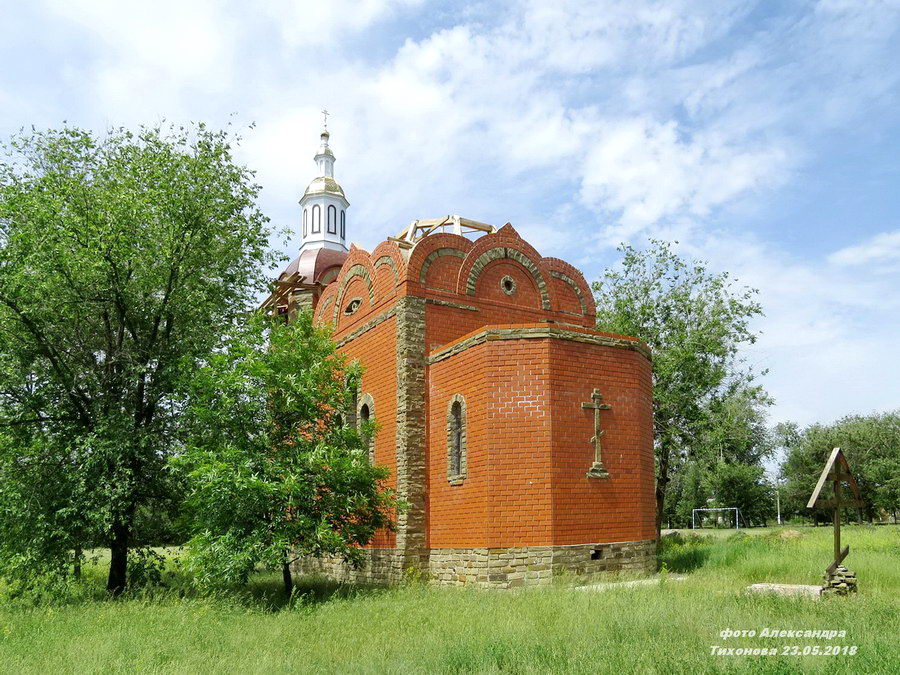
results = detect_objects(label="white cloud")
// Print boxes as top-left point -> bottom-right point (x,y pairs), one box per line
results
258,0 -> 425,48
580,117 -> 790,241
828,230 -> 900,268
678,232 -> 900,425
42,0 -> 239,120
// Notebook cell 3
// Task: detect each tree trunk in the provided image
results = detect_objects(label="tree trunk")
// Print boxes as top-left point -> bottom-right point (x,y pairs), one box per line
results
73,546 -> 82,580
655,482 -> 666,538
282,560 -> 293,597
655,454 -> 671,538
106,522 -> 129,595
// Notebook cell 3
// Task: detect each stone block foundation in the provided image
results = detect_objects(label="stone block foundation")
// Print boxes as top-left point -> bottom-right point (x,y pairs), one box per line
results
293,548 -> 399,585
293,540 -> 657,589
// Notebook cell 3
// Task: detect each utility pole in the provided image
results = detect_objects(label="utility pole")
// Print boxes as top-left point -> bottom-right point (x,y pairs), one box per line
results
776,479 -> 782,525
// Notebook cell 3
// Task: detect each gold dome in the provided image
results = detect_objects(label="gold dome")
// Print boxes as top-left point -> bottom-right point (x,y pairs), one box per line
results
303,175 -> 346,199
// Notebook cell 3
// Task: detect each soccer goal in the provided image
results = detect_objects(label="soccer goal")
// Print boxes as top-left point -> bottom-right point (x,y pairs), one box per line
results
691,507 -> 743,530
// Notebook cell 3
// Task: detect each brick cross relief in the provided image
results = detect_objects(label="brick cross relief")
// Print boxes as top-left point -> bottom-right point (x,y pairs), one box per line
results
581,388 -> 611,479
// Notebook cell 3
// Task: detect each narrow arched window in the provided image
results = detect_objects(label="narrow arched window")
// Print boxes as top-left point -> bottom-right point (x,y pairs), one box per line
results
450,402 -> 462,474
357,393 -> 375,462
340,210 -> 345,239
303,208 -> 308,238
327,205 -> 337,234
312,204 -> 321,233
447,395 -> 467,484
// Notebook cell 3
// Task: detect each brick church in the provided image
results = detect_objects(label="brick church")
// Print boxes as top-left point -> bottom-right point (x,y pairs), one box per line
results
265,126 -> 657,588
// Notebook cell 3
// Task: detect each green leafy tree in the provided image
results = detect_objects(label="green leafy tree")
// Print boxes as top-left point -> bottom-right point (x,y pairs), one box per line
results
593,240 -> 764,534
695,383 -> 774,466
176,312 -> 398,596
0,124 -> 276,594
779,411 -> 900,523
671,460 -> 711,528
705,462 -> 775,527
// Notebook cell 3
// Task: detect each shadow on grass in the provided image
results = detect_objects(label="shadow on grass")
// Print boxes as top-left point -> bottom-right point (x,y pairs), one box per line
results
0,549 -> 394,612
239,574 -> 393,612
657,532 -> 712,573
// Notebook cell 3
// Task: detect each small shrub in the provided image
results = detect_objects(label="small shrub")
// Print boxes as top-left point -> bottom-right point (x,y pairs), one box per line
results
127,548 -> 167,589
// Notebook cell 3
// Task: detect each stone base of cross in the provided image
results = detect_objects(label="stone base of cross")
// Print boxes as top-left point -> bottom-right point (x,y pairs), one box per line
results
822,565 -> 857,596
586,462 -> 609,479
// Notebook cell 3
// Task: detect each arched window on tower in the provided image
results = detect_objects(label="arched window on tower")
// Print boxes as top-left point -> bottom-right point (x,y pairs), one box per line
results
447,395 -> 467,484
312,204 -> 321,233
302,208 -> 308,238
340,210 -> 345,239
327,205 -> 337,234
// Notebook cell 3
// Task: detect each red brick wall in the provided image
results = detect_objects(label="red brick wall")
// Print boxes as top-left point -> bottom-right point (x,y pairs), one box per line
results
482,339 -> 553,546
338,316 -> 399,548
548,339 -> 656,545
312,226 -> 654,555
427,345 -> 490,548
473,260 -> 544,310
428,333 -> 653,549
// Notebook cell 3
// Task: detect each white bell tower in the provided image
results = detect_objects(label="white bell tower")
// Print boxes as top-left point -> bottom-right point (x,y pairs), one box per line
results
299,111 -> 349,253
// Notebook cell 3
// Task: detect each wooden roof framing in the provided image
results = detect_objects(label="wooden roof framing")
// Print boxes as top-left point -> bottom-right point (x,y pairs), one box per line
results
260,274 -> 320,314
392,215 -> 496,248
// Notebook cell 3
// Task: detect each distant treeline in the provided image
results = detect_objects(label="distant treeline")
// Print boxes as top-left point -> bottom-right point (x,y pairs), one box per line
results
777,411 -> 900,524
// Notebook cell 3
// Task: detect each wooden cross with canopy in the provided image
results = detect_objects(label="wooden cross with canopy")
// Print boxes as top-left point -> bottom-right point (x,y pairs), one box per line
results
807,447 -> 863,577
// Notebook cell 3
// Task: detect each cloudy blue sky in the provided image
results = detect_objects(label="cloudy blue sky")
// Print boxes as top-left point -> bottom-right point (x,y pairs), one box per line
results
2,0 -> 899,429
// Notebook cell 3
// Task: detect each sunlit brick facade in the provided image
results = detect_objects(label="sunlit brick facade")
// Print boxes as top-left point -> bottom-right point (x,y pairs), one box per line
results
272,128 -> 656,587
278,223 -> 656,587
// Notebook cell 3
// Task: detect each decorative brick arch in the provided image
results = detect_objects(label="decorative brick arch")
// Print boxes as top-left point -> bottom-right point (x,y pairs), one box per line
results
405,233 -> 474,289
316,292 -> 335,324
544,256 -> 596,323
549,271 -> 587,314
419,248 -> 466,284
463,247 -> 551,310
333,263 -> 375,324
373,256 -> 398,280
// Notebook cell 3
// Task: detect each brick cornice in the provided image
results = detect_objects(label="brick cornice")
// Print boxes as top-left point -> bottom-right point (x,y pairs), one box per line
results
424,297 -> 480,312
428,324 -> 652,363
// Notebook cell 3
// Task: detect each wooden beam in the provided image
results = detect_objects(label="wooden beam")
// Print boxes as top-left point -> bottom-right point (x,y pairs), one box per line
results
387,236 -> 413,249
807,447 -> 842,508
394,215 -> 497,246
826,546 -> 850,575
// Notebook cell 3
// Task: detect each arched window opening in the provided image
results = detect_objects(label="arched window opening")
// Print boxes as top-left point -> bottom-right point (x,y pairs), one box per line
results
327,205 -> 337,234
312,204 -> 321,233
450,402 -> 462,475
447,395 -> 467,483
340,210 -> 346,239
357,392 -> 376,462
303,208 -> 308,238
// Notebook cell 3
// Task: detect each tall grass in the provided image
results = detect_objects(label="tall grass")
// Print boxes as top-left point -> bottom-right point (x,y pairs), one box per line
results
1,525 -> 897,673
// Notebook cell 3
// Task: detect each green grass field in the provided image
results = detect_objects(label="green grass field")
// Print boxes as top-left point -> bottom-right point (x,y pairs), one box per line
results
1,525 -> 897,673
